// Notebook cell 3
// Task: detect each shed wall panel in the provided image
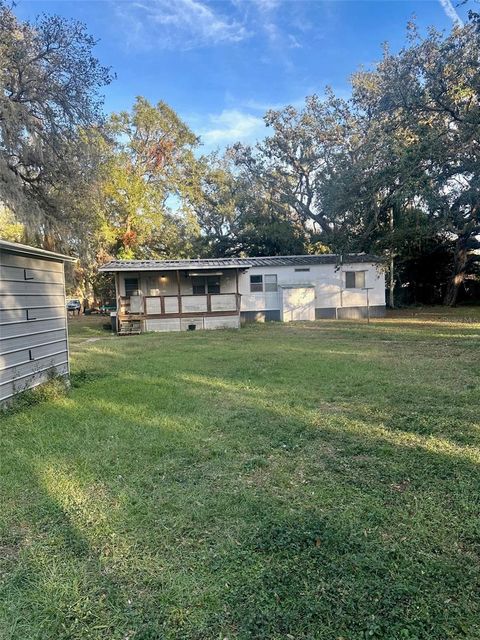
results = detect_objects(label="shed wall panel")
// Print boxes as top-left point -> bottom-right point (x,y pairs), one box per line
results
0,339 -> 68,369
0,252 -> 64,272
0,293 -> 66,310
0,246 -> 70,404
0,351 -> 68,384
0,306 -> 65,323
0,363 -> 69,402
0,317 -> 65,339
0,280 -> 65,295
0,265 -> 64,284
0,326 -> 67,356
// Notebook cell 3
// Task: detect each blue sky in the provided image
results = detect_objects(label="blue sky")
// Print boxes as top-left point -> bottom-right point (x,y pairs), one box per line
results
15,0 -> 469,152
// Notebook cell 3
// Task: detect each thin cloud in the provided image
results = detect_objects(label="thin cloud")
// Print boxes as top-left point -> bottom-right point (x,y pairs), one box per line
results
200,109 -> 267,148
438,0 -> 464,26
115,0 -> 250,50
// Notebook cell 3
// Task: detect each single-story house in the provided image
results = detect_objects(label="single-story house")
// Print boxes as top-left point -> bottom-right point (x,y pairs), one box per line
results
100,254 -> 385,334
0,240 -> 75,404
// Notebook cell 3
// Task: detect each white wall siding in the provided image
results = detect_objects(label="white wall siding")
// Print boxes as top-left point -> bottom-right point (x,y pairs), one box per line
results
239,263 -> 385,312
241,292 -> 281,311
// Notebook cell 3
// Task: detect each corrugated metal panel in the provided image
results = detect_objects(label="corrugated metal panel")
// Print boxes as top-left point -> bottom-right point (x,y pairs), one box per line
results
99,253 -> 381,272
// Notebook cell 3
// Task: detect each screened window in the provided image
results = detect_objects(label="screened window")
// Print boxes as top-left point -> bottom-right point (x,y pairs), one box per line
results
192,277 -> 206,295
250,274 -> 263,292
124,278 -> 139,297
192,276 -> 221,295
206,276 -> 220,294
345,271 -> 366,289
264,274 -> 278,292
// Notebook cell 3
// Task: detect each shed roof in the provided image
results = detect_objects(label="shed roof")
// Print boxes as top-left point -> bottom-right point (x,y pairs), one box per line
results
99,254 -> 380,272
0,239 -> 76,262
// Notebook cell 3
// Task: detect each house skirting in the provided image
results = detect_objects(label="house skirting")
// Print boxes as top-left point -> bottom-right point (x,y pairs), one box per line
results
143,315 -> 240,332
315,305 -> 386,319
241,310 -> 282,323
241,305 -> 386,324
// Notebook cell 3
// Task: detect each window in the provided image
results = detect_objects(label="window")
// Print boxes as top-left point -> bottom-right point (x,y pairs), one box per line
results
295,267 -> 310,272
345,271 -> 366,289
192,277 -> 205,295
264,274 -> 278,292
206,276 -> 220,295
125,277 -> 139,297
192,276 -> 221,295
250,274 -> 263,292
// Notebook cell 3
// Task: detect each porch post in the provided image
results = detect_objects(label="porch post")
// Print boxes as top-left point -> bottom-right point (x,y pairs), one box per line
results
115,272 -> 121,332
235,268 -> 240,311
176,270 -> 182,314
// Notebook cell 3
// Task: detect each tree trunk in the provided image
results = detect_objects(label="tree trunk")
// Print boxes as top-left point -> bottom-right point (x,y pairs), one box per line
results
444,238 -> 468,306
389,255 -> 395,308
388,207 -> 395,309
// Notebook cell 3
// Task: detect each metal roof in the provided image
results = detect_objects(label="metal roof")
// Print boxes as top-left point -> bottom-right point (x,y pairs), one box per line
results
99,254 -> 381,272
0,239 -> 76,262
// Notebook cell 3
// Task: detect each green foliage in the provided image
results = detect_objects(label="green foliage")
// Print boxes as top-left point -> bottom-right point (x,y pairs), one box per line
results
0,205 -> 25,242
2,374 -> 68,415
2,2 -> 478,306
95,97 -> 201,260
232,21 -> 480,304
0,3 -> 112,242
190,152 -> 310,257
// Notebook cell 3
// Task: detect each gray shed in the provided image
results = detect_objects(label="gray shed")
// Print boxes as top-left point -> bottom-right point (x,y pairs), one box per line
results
0,240 -> 75,404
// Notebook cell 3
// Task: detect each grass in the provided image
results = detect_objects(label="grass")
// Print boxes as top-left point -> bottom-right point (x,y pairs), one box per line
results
1,308 -> 479,639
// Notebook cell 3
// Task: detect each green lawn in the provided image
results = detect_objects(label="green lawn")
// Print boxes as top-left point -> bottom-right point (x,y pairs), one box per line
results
1,309 -> 480,639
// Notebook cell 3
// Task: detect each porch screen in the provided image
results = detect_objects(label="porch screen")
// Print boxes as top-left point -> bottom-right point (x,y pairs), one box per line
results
192,276 -> 220,295
125,277 -> 139,296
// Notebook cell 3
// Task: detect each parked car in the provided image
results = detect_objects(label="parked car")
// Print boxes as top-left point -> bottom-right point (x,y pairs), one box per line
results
66,299 -> 81,313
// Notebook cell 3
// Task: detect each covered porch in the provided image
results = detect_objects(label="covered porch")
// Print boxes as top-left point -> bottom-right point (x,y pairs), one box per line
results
114,266 -> 244,334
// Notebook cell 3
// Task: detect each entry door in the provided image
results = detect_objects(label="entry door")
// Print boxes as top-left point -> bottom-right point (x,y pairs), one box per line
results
281,287 -> 315,322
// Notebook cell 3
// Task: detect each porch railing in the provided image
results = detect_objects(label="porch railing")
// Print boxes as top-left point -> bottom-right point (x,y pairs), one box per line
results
119,292 -> 241,317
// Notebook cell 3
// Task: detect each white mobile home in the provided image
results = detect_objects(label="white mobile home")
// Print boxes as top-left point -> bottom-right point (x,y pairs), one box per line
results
0,240 -> 75,404
100,254 -> 385,334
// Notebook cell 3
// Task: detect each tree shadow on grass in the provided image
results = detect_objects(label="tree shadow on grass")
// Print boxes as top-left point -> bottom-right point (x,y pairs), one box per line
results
0,448 -> 130,640
2,338 -> 480,639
